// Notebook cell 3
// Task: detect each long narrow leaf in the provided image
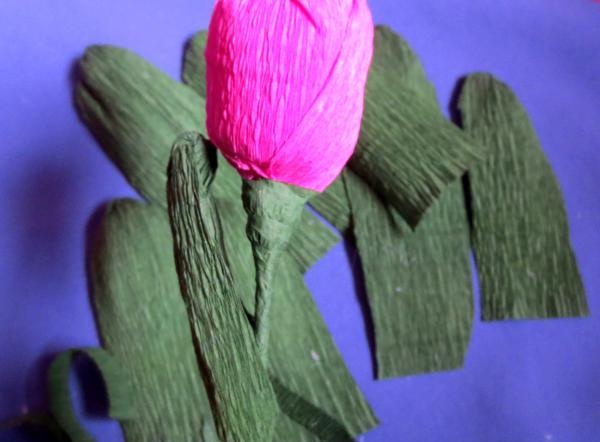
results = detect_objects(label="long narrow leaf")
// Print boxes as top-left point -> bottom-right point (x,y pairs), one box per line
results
91,200 -> 218,442
350,26 -> 484,227
458,73 -> 588,320
167,133 -> 279,442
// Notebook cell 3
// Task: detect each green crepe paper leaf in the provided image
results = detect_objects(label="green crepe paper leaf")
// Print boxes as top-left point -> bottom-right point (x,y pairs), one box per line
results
458,73 -> 589,320
93,198 -> 350,442
216,198 -> 378,436
167,133 -> 279,442
349,26 -> 485,228
308,177 -> 352,233
91,200 -> 219,442
344,171 -> 473,378
182,31 -> 208,98
75,45 -> 337,273
47,348 -> 135,442
275,415 -> 322,442
269,377 -> 353,442
75,45 -> 207,207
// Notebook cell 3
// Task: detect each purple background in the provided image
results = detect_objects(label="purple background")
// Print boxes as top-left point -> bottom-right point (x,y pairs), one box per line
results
1,1 -> 599,441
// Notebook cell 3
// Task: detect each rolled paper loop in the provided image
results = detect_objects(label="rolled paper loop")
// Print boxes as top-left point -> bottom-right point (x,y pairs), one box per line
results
242,179 -> 314,362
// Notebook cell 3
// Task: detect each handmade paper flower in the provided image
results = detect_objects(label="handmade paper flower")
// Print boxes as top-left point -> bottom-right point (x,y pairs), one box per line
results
205,0 -> 374,192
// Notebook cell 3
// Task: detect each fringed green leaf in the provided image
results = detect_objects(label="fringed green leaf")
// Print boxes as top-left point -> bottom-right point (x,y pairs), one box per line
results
345,171 -> 473,378
350,26 -> 484,227
167,133 -> 279,442
458,73 -> 589,320
47,348 -> 135,442
75,45 -> 337,274
91,200 -> 218,442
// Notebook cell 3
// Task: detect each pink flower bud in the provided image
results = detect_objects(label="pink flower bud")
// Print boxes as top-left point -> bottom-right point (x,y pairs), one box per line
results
205,0 -> 374,192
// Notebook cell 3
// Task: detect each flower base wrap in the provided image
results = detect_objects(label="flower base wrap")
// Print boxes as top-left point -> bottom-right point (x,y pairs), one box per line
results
242,179 -> 314,363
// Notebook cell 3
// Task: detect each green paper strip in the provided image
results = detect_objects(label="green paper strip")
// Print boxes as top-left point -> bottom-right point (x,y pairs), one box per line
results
93,198 -> 361,442
345,171 -> 473,378
350,26 -> 484,227
269,377 -> 353,442
275,414 -> 322,442
217,196 -> 378,436
182,31 -> 208,98
167,133 -> 279,442
91,200 -> 218,442
47,348 -> 135,442
182,39 -> 377,424
75,45 -> 337,273
458,73 -> 589,320
75,45 -> 207,207
309,177 -> 352,233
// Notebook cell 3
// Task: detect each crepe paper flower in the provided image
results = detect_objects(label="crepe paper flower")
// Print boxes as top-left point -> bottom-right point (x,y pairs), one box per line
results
205,0 -> 374,192
205,0 -> 374,361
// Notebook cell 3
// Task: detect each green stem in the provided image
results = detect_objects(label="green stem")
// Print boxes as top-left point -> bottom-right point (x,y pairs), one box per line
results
253,246 -> 277,364
242,179 -> 313,364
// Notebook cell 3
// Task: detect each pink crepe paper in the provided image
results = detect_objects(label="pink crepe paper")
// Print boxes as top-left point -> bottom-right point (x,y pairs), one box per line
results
205,0 -> 374,192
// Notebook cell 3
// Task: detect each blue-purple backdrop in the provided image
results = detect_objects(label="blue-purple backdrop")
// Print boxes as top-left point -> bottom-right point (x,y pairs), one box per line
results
1,1 -> 599,441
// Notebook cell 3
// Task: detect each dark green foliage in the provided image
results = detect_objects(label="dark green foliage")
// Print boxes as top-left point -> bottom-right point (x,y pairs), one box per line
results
345,172 -> 473,378
309,177 -> 352,233
350,26 -> 484,227
167,134 -> 279,442
91,200 -> 218,442
75,45 -> 338,274
182,31 -> 208,98
459,73 -> 588,320
216,199 -> 379,437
